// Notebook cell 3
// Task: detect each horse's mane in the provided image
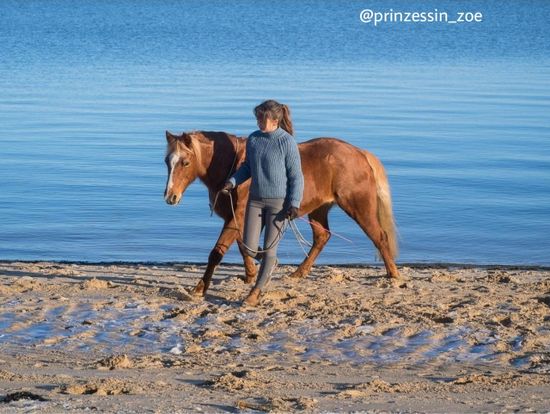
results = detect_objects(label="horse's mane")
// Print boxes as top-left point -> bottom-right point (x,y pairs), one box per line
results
166,130 -> 204,168
186,131 -> 204,167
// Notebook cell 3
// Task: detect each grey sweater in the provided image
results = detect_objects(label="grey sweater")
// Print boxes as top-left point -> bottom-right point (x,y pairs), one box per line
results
229,127 -> 304,208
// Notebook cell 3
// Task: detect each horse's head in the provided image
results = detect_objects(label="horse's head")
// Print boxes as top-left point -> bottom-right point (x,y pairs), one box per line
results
164,131 -> 201,205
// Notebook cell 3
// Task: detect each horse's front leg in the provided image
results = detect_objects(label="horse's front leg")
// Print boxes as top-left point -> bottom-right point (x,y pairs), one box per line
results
192,223 -> 238,297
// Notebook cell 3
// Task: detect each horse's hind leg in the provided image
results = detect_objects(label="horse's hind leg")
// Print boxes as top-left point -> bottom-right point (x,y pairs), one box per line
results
337,190 -> 400,280
289,204 -> 332,279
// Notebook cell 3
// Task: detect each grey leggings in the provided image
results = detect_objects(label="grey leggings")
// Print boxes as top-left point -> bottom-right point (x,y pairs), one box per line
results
243,198 -> 285,290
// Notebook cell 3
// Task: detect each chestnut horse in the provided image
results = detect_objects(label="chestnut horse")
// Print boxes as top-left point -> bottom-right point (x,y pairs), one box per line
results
164,130 -> 400,296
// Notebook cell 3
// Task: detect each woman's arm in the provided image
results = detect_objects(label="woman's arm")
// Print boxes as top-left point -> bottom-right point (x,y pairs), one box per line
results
285,138 -> 304,208
228,138 -> 251,187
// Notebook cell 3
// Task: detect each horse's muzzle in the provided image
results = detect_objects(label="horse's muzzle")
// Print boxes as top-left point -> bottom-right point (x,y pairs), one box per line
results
165,193 -> 181,205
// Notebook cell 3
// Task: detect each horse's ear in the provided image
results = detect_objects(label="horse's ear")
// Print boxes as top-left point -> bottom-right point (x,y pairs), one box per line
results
166,131 -> 177,145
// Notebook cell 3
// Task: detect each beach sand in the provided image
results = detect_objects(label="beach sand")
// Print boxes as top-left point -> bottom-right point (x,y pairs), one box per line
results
0,261 -> 549,413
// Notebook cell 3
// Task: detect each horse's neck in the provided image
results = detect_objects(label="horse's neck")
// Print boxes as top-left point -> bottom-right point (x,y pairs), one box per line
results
196,134 -> 244,191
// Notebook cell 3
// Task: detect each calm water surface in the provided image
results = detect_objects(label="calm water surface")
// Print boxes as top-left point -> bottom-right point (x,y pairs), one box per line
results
1,1 -> 549,265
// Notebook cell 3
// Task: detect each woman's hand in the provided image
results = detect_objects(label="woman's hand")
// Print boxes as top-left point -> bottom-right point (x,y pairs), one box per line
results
221,181 -> 234,194
285,206 -> 299,220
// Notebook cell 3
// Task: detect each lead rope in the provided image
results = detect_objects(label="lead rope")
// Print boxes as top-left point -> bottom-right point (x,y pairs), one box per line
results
210,192 -> 219,217
297,217 -> 354,244
210,139 -> 294,255
288,220 -> 311,257
210,138 -> 241,217
208,138 -> 339,257
225,188 -> 357,258
227,191 -> 288,254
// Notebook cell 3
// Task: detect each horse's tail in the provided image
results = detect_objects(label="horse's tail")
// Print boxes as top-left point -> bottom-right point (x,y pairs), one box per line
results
363,151 -> 399,259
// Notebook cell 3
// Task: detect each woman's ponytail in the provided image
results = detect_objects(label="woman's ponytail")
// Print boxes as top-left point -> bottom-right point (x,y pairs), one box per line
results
279,104 -> 294,136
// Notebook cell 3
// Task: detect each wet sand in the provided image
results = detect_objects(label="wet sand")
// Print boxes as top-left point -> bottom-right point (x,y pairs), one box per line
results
0,261 -> 549,413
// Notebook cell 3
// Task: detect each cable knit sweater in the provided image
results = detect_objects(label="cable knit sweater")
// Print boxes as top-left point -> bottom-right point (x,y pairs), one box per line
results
229,127 -> 304,208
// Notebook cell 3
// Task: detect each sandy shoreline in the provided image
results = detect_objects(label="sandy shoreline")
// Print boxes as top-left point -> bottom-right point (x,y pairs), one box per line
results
1,261 -> 549,413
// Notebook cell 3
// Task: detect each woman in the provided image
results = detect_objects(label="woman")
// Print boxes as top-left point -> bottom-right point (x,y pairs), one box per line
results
223,100 -> 304,306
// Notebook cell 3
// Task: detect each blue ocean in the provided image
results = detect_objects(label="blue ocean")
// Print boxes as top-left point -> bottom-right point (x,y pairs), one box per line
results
1,0 -> 549,265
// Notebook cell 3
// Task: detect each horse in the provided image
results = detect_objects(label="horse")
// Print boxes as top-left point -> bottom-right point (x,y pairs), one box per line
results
164,130 -> 401,297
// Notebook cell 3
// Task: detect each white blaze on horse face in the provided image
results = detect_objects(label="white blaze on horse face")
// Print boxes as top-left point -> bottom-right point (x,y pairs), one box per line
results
166,152 -> 180,195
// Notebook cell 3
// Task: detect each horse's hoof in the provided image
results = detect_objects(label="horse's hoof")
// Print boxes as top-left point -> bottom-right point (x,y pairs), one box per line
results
288,269 -> 306,279
244,275 -> 256,284
192,280 -> 206,297
391,277 -> 409,288
394,271 -> 409,279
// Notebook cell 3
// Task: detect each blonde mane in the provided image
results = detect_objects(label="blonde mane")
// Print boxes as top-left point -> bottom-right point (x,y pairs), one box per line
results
186,131 -> 203,168
166,131 -> 204,169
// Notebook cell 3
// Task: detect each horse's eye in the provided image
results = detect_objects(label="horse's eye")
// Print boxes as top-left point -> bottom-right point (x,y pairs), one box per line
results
182,160 -> 190,167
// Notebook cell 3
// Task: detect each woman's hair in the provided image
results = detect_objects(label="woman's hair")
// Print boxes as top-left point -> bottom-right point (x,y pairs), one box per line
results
254,100 -> 294,136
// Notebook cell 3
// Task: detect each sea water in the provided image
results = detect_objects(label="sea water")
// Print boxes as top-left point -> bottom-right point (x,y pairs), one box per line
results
1,0 -> 549,265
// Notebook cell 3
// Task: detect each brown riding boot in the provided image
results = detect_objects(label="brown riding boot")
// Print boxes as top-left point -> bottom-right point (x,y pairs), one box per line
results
243,287 -> 262,307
